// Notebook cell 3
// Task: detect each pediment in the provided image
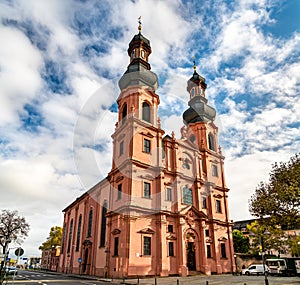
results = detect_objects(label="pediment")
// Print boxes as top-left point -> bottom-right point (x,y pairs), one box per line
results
218,236 -> 227,241
166,234 -> 177,240
179,205 -> 208,219
112,228 -> 121,235
137,228 -> 155,234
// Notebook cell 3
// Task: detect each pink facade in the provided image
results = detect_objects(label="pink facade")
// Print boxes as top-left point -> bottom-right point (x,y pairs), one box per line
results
58,28 -> 235,278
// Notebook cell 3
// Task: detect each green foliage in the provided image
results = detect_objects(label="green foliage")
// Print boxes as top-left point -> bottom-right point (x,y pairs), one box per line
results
0,210 -> 30,254
287,235 -> 300,257
249,153 -> 300,229
232,230 -> 250,253
39,226 -> 62,251
247,221 -> 287,254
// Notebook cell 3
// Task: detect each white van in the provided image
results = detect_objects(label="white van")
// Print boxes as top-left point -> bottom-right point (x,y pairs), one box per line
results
242,264 -> 268,275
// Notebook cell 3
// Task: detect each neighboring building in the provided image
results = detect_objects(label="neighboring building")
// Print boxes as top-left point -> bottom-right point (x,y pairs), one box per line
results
58,25 -> 235,277
40,246 -> 61,271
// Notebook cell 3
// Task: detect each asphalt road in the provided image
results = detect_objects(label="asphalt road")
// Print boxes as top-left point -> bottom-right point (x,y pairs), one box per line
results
4,270 -> 300,285
4,270 -> 118,285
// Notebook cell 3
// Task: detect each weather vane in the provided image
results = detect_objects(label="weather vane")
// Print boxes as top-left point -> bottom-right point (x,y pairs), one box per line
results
192,55 -> 197,71
138,16 -> 142,33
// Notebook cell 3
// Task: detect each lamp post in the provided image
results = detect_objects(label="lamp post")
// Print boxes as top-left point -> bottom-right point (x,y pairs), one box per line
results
249,228 -> 270,285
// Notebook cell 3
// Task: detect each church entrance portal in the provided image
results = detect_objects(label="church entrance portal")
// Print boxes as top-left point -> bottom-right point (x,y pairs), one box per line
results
187,242 -> 196,271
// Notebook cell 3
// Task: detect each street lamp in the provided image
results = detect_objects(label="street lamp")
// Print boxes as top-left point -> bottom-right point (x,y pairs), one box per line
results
249,228 -> 270,285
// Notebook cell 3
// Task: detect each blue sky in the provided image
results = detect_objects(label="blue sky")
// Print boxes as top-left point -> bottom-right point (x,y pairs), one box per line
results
0,0 -> 299,257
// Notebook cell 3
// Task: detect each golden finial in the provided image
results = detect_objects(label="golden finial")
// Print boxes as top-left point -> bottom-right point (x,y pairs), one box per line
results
138,16 -> 142,33
192,55 -> 196,72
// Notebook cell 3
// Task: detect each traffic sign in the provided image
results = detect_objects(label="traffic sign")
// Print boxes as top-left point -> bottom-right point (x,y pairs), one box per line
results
15,247 -> 24,256
78,257 -> 82,263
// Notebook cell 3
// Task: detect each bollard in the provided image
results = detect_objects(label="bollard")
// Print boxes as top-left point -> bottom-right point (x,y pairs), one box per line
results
155,277 -> 157,285
177,279 -> 179,285
137,276 -> 139,285
206,281 -> 209,285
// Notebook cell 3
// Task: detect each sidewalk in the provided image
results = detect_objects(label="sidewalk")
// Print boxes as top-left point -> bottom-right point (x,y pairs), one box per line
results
39,270 -> 300,285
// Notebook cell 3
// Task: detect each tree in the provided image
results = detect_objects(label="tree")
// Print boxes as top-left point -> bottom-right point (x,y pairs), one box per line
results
232,230 -> 250,253
0,210 -> 30,254
249,153 -> 300,229
247,221 -> 287,255
39,226 -> 62,251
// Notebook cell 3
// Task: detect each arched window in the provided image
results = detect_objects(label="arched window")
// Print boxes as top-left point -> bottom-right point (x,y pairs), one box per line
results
87,209 -> 93,237
142,102 -> 150,123
208,133 -> 215,151
100,202 -> 107,247
76,215 -> 82,251
67,219 -> 73,253
121,103 -> 127,125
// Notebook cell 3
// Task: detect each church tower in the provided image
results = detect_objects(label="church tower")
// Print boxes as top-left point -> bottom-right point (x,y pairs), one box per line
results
58,23 -> 235,278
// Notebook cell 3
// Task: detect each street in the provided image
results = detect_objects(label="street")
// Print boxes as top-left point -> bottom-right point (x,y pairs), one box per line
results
4,270 -> 118,285
4,270 -> 300,285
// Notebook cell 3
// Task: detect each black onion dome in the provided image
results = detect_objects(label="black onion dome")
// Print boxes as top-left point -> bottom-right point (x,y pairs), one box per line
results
187,70 -> 207,93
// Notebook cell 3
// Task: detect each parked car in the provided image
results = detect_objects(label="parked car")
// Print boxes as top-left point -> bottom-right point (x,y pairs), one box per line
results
242,264 -> 268,275
5,266 -> 18,275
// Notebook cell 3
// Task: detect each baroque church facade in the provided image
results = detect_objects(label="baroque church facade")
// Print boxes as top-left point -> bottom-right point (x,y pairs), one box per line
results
58,25 -> 235,277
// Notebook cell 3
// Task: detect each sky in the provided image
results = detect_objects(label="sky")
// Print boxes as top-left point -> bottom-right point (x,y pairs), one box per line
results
0,0 -> 299,258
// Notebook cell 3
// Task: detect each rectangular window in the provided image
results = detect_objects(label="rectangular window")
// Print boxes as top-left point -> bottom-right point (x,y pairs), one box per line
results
212,164 -> 218,177
216,199 -> 222,213
166,187 -> 172,201
143,236 -> 151,256
167,225 -> 173,233
143,182 -> 151,198
117,184 -> 122,200
202,196 -> 207,209
114,237 -> 119,256
168,242 -> 174,257
221,243 -> 226,258
205,229 -> 210,237
119,141 -> 124,156
207,244 -> 212,258
144,139 -> 151,153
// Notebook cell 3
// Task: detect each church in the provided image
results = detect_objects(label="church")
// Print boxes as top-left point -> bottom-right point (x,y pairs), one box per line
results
58,23 -> 235,278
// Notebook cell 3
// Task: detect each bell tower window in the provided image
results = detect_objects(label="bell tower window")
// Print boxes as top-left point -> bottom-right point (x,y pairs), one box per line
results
208,133 -> 215,151
141,49 -> 145,59
142,102 -> 150,123
121,103 -> 127,125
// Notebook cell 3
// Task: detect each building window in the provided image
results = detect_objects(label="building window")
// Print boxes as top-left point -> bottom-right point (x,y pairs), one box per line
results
207,244 -> 212,258
182,186 -> 193,205
76,215 -> 82,251
202,196 -> 207,209
119,141 -> 124,156
212,164 -> 218,177
221,243 -> 226,258
143,138 -> 151,153
216,199 -> 222,213
121,103 -> 127,125
100,202 -> 107,247
168,242 -> 174,257
205,229 -> 210,237
87,209 -> 93,237
62,224 -> 66,252
143,182 -> 151,198
167,225 -> 173,233
208,133 -> 215,151
143,236 -> 151,255
117,184 -> 122,200
166,187 -> 172,201
67,219 -> 73,253
114,237 -> 119,256
142,102 -> 150,123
